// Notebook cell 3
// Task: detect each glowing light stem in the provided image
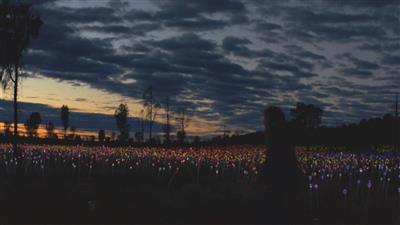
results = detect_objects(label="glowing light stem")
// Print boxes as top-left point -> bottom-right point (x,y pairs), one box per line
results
236,161 -> 241,181
366,184 -> 371,211
41,163 -> 45,178
315,186 -> 319,210
343,189 -> 348,211
308,185 -> 313,210
88,163 -> 92,180
398,190 -> 400,208
71,163 -> 75,179
196,162 -> 200,184
168,167 -> 179,189
78,154 -> 81,184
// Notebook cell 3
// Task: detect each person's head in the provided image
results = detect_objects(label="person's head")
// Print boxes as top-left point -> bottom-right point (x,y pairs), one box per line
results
264,106 -> 286,132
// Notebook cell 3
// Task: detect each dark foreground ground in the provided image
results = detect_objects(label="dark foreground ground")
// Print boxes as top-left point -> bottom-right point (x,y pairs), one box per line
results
1,176 -> 399,224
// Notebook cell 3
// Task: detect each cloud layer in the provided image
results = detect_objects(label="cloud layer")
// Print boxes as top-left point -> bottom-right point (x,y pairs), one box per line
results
16,0 -> 400,132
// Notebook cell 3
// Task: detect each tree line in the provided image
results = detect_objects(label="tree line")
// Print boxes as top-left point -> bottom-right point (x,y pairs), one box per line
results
113,86 -> 190,144
213,101 -> 400,150
1,86 -> 192,145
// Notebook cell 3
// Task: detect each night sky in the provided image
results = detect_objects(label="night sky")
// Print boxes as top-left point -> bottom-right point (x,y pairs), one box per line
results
0,0 -> 399,135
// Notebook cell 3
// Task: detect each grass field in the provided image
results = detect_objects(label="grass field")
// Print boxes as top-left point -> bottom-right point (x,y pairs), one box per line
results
0,144 -> 399,224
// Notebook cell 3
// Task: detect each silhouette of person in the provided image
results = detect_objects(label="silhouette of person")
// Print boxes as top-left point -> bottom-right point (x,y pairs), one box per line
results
263,106 -> 305,222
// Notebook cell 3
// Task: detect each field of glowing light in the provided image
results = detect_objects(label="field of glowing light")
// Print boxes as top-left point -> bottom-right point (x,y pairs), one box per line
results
1,144 -> 400,223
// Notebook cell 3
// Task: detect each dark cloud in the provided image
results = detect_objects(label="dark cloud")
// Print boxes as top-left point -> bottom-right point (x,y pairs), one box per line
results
148,33 -> 216,51
25,21 -> 122,83
108,0 -> 130,10
254,21 -> 282,31
284,45 -> 327,61
295,23 -> 386,42
36,5 -> 122,24
337,53 -> 381,72
381,55 -> 400,66
260,3 -> 398,43
327,0 -> 400,8
341,68 -> 374,78
229,14 -> 249,25
123,0 -> 247,31
82,23 -> 160,36
125,9 -> 154,21
358,43 -> 400,53
259,61 -> 302,74
164,16 -> 228,31
284,9 -> 376,24
124,43 -> 151,52
155,0 -> 246,18
222,36 -> 252,53
83,24 -> 132,34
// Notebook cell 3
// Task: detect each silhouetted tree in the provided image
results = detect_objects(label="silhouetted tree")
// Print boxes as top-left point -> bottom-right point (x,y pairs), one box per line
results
233,129 -> 244,136
111,131 -> 116,141
4,121 -> 12,137
176,108 -> 189,143
135,109 -> 145,143
143,86 -> 160,141
24,112 -> 41,137
207,107 -> 400,147
74,135 -> 81,142
70,126 -> 76,139
176,131 -> 185,143
134,131 -> 144,143
290,102 -> 322,128
222,125 -> 230,139
114,103 -> 129,141
45,121 -> 55,138
89,135 -> 95,142
61,105 -> 69,138
193,136 -> 200,144
98,129 -> 105,142
0,1 -> 42,155
163,97 -> 171,145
